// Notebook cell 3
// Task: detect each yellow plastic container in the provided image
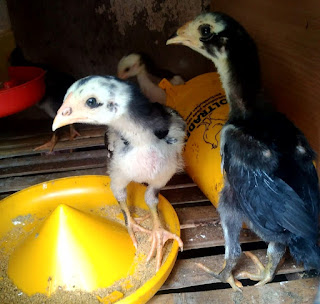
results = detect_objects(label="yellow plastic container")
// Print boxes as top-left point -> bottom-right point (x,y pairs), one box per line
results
160,73 -> 228,207
0,175 -> 181,304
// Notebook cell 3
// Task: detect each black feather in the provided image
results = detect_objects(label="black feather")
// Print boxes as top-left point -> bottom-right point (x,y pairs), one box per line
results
201,12 -> 261,111
289,237 -> 320,270
126,82 -> 173,140
222,111 -> 320,269
154,129 -> 169,139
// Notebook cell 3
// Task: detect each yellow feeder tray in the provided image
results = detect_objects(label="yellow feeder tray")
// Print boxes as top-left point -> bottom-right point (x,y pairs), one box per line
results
0,175 -> 181,304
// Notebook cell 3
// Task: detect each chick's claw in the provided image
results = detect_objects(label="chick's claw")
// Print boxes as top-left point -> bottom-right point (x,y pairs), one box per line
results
237,251 -> 273,286
146,227 -> 183,271
134,213 -> 151,224
33,133 -> 58,152
126,217 -> 151,249
196,263 -> 243,292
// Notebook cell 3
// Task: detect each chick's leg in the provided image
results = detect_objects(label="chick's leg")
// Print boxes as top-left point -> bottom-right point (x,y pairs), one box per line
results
238,242 -> 285,286
69,124 -> 81,139
145,187 -> 183,271
118,199 -> 150,249
197,187 -> 243,291
111,179 -> 150,249
34,124 -> 80,152
33,131 -> 59,152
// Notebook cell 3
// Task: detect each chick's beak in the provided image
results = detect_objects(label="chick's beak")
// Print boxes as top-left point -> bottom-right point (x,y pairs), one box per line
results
117,72 -> 126,80
52,93 -> 87,131
166,31 -> 186,46
166,22 -> 199,47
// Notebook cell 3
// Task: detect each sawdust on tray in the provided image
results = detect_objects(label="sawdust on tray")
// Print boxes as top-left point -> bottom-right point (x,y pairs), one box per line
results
0,205 -> 172,304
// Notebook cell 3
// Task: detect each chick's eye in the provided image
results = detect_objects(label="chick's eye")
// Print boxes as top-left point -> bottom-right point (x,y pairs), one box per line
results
86,97 -> 99,108
124,67 -> 130,72
200,25 -> 211,37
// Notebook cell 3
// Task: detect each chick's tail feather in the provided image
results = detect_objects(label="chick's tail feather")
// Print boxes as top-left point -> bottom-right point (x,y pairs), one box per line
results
289,236 -> 320,271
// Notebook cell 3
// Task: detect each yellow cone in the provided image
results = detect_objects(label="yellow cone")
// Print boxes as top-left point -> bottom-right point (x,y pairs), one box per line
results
7,204 -> 136,296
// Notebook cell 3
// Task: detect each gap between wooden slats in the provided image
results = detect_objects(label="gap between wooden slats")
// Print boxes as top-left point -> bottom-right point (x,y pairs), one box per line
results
181,224 -> 260,251
0,125 -> 106,146
160,249 -> 303,291
0,167 -> 108,192
0,149 -> 107,169
0,126 -> 106,159
161,187 -> 208,204
0,136 -> 106,159
150,278 -> 320,304
0,150 -> 108,178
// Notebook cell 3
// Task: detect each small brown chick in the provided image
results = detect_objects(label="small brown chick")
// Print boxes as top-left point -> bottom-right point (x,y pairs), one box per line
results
117,53 -> 184,105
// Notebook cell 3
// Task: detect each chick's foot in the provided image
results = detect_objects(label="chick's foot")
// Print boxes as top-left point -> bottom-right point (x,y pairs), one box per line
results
134,213 -> 151,224
126,216 -> 151,249
147,224 -> 183,271
237,251 -> 273,286
34,133 -> 58,152
197,262 -> 243,291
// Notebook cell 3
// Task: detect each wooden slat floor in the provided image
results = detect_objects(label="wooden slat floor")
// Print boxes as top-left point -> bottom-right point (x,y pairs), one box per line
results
0,121 -> 319,303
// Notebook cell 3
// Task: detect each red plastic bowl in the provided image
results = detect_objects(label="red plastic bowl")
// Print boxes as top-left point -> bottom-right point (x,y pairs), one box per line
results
0,66 -> 46,117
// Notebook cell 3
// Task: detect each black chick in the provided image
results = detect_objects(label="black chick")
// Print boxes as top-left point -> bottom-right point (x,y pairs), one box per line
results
167,12 -> 320,290
9,47 -> 79,151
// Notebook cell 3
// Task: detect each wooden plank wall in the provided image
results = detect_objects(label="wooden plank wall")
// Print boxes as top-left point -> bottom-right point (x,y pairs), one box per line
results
211,0 -> 320,163
6,0 -> 214,81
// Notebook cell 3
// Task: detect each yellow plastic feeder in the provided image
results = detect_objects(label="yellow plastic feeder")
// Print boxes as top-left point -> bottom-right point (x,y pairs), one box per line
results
0,175 -> 181,304
160,73 -> 228,207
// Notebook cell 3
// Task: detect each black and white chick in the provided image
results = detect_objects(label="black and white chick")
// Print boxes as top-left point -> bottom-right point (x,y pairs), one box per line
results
52,76 -> 185,271
117,53 -> 184,105
9,47 -> 80,151
167,12 -> 320,290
